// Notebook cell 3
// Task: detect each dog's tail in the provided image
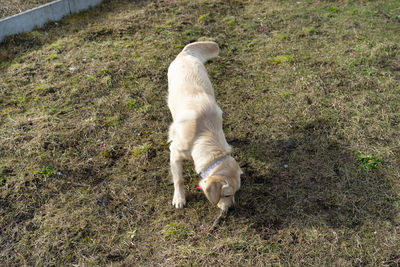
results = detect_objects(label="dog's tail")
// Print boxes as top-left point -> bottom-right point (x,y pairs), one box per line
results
182,41 -> 219,63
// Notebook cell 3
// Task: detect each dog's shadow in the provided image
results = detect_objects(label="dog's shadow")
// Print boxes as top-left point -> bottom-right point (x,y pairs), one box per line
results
228,119 -> 396,231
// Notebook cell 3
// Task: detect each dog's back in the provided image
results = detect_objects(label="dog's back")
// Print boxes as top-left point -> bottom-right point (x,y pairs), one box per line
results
167,42 -> 219,121
167,41 -> 230,166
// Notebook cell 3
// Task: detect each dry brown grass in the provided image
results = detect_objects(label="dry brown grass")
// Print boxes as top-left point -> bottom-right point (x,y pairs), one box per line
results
0,0 -> 56,18
1,0 -> 400,265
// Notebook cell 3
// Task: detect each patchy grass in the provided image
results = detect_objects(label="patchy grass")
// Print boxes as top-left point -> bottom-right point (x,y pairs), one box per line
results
1,0 -> 400,266
163,221 -> 194,241
0,0 -> 55,18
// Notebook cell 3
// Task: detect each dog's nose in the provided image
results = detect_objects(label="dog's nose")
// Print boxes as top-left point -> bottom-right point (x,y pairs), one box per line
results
228,204 -> 236,212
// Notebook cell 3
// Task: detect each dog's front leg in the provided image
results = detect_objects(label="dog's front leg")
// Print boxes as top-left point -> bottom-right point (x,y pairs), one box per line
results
170,147 -> 186,209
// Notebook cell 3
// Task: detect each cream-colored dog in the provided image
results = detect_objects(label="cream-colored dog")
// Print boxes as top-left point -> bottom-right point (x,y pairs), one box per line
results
167,41 -> 242,212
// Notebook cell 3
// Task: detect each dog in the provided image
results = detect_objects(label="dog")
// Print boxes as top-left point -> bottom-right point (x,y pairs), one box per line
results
167,41 -> 242,212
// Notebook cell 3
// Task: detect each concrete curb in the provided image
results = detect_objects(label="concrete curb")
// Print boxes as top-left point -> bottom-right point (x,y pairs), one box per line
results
0,0 -> 103,43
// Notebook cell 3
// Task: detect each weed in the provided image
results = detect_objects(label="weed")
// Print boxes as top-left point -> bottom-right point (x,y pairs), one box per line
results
184,29 -> 195,36
156,25 -> 165,33
350,9 -> 358,15
132,144 -> 151,158
40,164 -> 55,177
275,33 -> 291,40
325,6 -> 341,18
280,91 -> 295,98
125,41 -> 135,48
103,150 -> 113,158
101,75 -> 112,85
127,98 -> 140,110
113,43 -> 122,51
127,98 -> 151,113
140,104 -> 152,113
166,20 -> 176,26
105,115 -> 120,127
357,153 -> 382,172
127,228 -> 137,239
98,68 -> 111,76
328,7 -> 340,13
364,68 -> 377,76
35,83 -> 48,92
86,75 -> 95,81
246,38 -> 260,48
49,40 -> 64,53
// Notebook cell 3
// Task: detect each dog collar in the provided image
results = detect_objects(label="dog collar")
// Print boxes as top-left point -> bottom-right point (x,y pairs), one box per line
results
200,155 -> 228,180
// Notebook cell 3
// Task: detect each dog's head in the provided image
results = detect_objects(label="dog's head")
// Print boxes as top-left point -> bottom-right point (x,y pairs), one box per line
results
199,164 -> 242,211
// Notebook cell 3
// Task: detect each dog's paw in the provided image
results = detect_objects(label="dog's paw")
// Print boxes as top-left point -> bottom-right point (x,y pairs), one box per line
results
172,195 -> 186,209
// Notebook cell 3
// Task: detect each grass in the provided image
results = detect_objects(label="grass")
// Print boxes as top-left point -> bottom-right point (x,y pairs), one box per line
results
0,0 -> 55,18
1,0 -> 400,265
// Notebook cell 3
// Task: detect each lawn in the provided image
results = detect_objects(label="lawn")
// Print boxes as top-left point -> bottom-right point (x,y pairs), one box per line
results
0,0 -> 56,18
1,0 -> 400,265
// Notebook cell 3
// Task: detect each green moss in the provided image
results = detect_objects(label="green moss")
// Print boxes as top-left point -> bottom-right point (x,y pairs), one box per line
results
198,13 -> 210,23
270,55 -> 294,64
132,144 -> 151,157
46,54 -> 58,60
303,27 -> 317,35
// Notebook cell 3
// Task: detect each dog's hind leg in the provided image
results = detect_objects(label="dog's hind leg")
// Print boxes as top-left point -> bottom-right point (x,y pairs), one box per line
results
170,145 -> 186,209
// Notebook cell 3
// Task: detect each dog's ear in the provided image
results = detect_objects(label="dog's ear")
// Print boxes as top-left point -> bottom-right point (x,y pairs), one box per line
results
204,180 -> 222,205
221,183 -> 233,197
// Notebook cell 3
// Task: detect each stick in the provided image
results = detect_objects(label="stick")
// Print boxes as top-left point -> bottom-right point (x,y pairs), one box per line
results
209,209 -> 227,232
